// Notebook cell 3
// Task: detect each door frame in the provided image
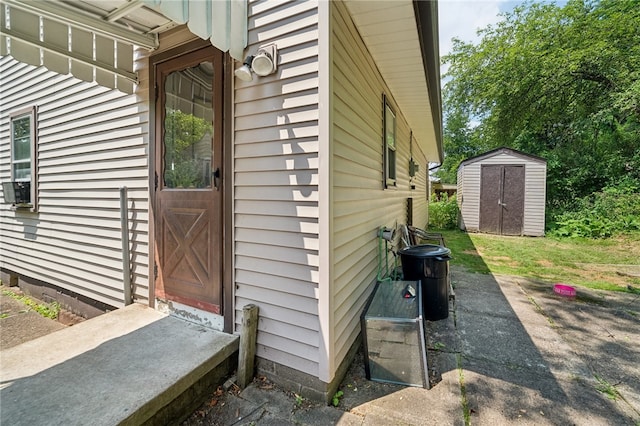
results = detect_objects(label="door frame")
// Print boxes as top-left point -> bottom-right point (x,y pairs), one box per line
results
148,38 -> 234,333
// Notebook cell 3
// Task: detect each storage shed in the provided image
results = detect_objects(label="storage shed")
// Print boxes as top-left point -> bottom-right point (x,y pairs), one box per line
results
457,147 -> 547,236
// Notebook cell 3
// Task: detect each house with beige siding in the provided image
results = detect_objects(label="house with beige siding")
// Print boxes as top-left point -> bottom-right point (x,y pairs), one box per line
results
0,0 -> 442,401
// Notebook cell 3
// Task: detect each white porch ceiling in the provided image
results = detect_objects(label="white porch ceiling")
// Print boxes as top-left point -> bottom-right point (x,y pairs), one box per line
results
344,0 -> 443,162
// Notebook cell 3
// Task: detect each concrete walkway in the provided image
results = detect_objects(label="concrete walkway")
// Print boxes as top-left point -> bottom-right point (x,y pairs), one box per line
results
184,268 -> 640,425
0,303 -> 238,426
449,270 -> 639,425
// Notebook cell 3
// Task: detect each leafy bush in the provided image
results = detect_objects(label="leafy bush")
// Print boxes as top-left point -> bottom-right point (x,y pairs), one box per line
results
429,193 -> 459,229
550,178 -> 640,238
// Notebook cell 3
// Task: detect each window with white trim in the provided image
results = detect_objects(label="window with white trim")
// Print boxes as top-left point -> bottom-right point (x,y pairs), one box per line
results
383,95 -> 396,188
9,106 -> 37,209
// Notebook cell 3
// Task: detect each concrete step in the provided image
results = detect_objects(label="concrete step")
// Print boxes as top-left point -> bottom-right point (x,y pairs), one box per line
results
1,303 -> 239,426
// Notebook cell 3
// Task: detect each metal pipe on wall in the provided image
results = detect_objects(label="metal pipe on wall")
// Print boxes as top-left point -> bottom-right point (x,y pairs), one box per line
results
120,186 -> 132,305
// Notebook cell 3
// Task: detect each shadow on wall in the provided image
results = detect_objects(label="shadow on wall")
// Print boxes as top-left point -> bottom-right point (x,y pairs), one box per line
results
14,211 -> 40,241
282,114 -> 314,198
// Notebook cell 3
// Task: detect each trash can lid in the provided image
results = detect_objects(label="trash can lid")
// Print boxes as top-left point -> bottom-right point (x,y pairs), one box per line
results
398,244 -> 451,258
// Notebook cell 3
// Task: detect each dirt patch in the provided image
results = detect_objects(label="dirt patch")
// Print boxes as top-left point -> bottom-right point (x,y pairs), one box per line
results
568,264 -> 640,289
487,256 -> 511,261
484,256 -> 520,267
575,263 -> 640,277
1,286 -> 85,326
462,249 -> 481,256
537,259 -> 554,267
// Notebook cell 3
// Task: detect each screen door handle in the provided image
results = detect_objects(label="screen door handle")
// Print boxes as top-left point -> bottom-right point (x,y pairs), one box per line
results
212,168 -> 221,190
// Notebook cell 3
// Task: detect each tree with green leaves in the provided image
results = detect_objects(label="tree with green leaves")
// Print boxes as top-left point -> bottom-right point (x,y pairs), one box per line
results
164,109 -> 212,188
439,0 -> 640,213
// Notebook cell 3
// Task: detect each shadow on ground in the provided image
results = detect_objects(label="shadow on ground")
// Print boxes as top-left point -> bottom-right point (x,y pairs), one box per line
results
183,229 -> 639,425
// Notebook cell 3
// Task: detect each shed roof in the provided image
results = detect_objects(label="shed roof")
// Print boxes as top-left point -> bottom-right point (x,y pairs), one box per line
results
458,147 -> 546,168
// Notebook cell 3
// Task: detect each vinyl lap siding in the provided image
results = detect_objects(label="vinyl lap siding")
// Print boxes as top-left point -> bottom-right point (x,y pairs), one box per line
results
234,0 -> 322,376
0,56 -> 149,308
332,2 -> 430,365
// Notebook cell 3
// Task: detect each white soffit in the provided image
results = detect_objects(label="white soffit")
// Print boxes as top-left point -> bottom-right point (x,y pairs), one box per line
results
344,0 -> 439,161
0,0 -> 247,94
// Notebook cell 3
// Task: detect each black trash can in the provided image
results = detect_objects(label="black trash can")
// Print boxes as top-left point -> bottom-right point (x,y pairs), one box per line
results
398,244 -> 451,321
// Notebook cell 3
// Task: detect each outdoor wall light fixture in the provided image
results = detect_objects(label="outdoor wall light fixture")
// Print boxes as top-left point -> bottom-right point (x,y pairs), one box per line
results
234,56 -> 254,81
234,44 -> 278,82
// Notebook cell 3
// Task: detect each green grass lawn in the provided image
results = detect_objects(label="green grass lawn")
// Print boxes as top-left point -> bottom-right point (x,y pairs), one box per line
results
432,229 -> 640,292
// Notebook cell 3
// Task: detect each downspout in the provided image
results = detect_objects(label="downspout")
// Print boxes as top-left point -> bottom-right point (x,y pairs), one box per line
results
120,186 -> 132,305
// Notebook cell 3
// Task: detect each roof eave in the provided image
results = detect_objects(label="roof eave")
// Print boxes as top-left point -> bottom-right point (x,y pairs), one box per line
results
413,0 -> 443,163
344,0 -> 443,163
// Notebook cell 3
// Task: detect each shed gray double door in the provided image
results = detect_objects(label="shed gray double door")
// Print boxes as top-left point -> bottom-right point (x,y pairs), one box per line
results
479,165 -> 525,235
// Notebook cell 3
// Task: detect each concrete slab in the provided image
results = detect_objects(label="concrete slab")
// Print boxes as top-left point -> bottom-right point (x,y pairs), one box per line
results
426,310 -> 461,353
184,267 -> 639,425
453,271 -> 638,425
517,277 -> 640,417
6,266 -> 638,426
0,303 -> 238,426
494,276 -> 594,380
455,279 -> 517,318
453,270 -> 505,295
457,306 -> 551,372
293,404 -> 364,426
346,352 -> 463,425
462,355 -> 634,425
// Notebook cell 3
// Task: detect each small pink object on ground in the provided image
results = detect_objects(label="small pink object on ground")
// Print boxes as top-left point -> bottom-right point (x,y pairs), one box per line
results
554,283 -> 576,297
